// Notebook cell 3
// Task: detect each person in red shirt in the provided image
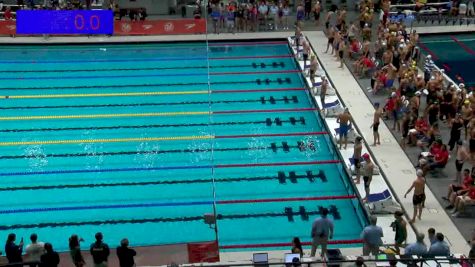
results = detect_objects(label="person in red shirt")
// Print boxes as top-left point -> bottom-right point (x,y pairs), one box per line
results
444,168 -> 473,208
450,185 -> 475,217
424,144 -> 448,174
4,7 -> 13,20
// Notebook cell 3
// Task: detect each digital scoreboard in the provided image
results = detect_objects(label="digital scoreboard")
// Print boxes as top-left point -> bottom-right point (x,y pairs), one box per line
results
16,10 -> 114,35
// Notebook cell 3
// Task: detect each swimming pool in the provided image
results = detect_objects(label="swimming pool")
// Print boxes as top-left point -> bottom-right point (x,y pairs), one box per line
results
419,33 -> 475,87
0,41 -> 367,252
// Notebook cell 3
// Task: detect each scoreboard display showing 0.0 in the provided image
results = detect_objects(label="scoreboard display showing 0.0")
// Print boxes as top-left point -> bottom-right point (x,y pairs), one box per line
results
16,10 -> 114,35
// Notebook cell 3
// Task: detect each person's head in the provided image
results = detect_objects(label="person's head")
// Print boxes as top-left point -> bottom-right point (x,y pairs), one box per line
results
436,232 -> 444,242
321,208 -> 329,217
416,169 -> 424,177
416,233 -> 425,243
30,233 -> 37,243
355,136 -> 362,143
362,153 -> 370,162
374,102 -> 380,108
428,228 -> 436,237
95,232 -> 103,242
6,233 -> 15,244
389,259 -> 398,267
356,256 -> 365,267
69,235 -> 79,249
369,215 -> 377,225
464,169 -> 470,178
120,238 -> 129,247
292,237 -> 302,249
44,243 -> 53,253
394,210 -> 404,220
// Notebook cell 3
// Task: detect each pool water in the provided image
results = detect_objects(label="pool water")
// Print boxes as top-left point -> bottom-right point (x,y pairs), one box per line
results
0,41 -> 367,251
419,33 -> 475,87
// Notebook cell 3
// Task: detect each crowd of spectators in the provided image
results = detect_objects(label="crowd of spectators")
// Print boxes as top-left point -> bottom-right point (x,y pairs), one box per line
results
2,232 -> 136,267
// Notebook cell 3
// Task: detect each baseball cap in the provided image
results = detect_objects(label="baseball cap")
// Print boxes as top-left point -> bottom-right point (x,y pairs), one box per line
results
362,153 -> 370,160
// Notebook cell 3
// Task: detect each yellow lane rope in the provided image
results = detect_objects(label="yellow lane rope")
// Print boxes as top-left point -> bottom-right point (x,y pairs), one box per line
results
0,135 -> 215,146
3,90 -> 209,99
0,111 -> 210,121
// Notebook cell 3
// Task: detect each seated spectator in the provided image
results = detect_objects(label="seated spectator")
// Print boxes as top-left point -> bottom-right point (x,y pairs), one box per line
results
423,144 -> 449,174
5,233 -> 23,266
444,169 -> 473,206
291,237 -> 304,257
449,185 -> 475,217
4,7 -> 13,20
404,233 -> 427,256
25,234 -> 44,266
409,115 -> 429,145
40,243 -> 59,267
138,8 -> 147,21
428,233 -> 450,256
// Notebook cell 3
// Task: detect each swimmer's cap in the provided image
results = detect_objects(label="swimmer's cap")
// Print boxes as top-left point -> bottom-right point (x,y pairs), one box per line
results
416,169 -> 424,176
362,153 -> 370,160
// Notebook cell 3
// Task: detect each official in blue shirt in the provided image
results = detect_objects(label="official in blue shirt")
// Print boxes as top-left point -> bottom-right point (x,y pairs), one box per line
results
428,233 -> 450,256
404,234 -> 427,256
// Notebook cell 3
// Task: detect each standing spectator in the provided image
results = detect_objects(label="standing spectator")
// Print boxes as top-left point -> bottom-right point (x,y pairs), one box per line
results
362,153 -> 374,201
313,1 -> 321,26
25,234 -> 45,267
353,136 -> 363,184
390,211 -> 407,254
404,169 -> 426,223
360,216 -> 383,256
116,238 -> 136,267
5,233 -> 23,267
291,237 -> 304,257
454,141 -> 470,183
268,1 -> 278,30
69,235 -> 85,267
4,7 -> 13,20
282,2 -> 290,30
40,243 -> 60,267
90,232 -> 110,267
428,228 -> 437,245
404,234 -> 427,256
296,2 -> 305,28
428,233 -> 450,256
310,208 -> 334,257
304,0 -> 312,19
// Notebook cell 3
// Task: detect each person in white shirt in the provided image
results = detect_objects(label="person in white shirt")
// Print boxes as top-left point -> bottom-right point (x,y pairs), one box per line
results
25,233 -> 45,266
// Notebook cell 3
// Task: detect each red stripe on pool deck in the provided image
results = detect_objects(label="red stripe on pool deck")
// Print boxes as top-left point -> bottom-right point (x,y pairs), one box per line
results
208,41 -> 288,46
210,70 -> 300,75
216,132 -> 328,139
214,107 -> 317,114
220,239 -> 363,249
210,55 -> 293,60
450,36 -> 475,55
213,87 -> 307,93
218,195 -> 356,204
216,160 -> 341,168
418,42 -> 440,61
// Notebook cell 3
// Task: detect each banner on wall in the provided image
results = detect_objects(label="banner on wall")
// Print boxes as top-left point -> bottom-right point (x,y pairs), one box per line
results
114,19 -> 206,35
0,20 -> 16,35
187,241 -> 220,263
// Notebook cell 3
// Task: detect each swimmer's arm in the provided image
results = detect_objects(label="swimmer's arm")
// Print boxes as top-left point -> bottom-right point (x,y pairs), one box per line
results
404,183 -> 415,197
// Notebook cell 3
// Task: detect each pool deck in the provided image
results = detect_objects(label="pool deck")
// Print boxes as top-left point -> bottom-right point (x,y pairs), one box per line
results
0,28 -> 472,266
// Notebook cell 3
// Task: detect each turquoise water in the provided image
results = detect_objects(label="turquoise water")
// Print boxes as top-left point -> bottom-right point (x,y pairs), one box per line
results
0,41 -> 367,251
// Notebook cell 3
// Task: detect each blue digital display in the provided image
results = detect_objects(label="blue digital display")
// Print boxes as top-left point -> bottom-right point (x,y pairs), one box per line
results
16,10 -> 113,35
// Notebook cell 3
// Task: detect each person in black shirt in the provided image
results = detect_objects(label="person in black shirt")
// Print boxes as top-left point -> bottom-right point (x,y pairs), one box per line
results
90,232 -> 110,267
40,243 -> 60,267
116,238 -> 137,267
5,233 -> 23,267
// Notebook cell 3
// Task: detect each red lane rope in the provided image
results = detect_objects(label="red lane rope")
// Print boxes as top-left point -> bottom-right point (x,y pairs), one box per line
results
450,35 -> 475,55
215,131 -> 328,139
208,41 -> 288,46
216,160 -> 340,168
418,42 -> 440,61
214,108 -> 317,114
210,55 -> 293,60
210,70 -> 300,76
218,195 -> 356,204
213,87 -> 306,93
220,239 -> 363,249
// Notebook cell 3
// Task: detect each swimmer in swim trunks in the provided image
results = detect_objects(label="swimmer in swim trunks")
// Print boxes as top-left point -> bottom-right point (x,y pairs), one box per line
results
361,153 -> 374,202
371,103 -> 383,146
404,169 -> 426,223
337,108 -> 352,150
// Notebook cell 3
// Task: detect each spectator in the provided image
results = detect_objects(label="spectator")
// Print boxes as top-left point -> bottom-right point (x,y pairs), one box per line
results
390,211 -> 407,254
454,141 -> 470,183
428,233 -> 450,256
25,234 -> 45,267
310,207 -> 334,257
116,238 -> 136,267
291,237 -> 304,257
444,168 -> 473,206
404,169 -> 426,223
4,7 -> 13,20
40,243 -> 60,267
404,233 -> 427,256
428,228 -> 436,245
5,233 -> 23,267
449,184 -> 475,217
360,216 -> 383,256
423,144 -> 449,174
355,256 -> 367,267
90,232 -> 110,267
361,153 -> 374,201
69,234 -> 85,267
